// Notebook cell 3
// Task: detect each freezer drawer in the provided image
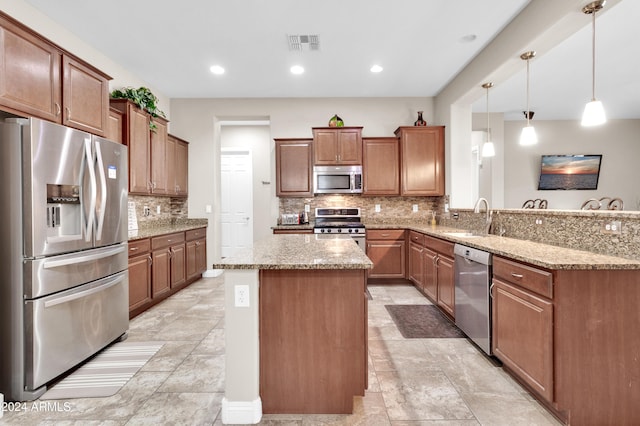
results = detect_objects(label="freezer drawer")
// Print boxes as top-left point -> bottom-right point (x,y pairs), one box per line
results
24,270 -> 129,391
24,243 -> 128,299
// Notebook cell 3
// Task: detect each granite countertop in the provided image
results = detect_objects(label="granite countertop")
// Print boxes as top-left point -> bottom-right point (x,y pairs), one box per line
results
212,234 -> 373,270
128,219 -> 208,240
271,223 -> 314,231
365,222 -> 640,270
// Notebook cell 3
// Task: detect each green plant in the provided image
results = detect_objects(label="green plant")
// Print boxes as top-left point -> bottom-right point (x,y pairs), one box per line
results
110,87 -> 166,131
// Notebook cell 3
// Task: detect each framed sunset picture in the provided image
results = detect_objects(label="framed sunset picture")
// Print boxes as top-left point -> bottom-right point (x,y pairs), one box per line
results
537,154 -> 602,190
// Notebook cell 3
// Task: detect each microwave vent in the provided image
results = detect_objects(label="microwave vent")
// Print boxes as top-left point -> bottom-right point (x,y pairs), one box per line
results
287,34 -> 320,51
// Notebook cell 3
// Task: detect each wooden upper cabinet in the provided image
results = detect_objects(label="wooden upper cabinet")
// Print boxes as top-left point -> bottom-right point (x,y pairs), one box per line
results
106,107 -> 124,143
62,55 -> 109,136
275,138 -> 313,197
111,99 -> 151,194
168,134 -> 189,197
312,127 -> 362,165
150,117 -> 169,194
0,15 -> 61,122
362,137 -> 399,195
395,126 -> 445,196
0,13 -> 110,136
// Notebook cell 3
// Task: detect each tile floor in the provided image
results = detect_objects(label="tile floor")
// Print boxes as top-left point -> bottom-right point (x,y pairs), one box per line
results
1,277 -> 562,425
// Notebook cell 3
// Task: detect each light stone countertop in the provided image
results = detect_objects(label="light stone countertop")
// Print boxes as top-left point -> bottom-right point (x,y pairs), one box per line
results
212,234 -> 373,270
128,219 -> 208,240
366,222 -> 640,270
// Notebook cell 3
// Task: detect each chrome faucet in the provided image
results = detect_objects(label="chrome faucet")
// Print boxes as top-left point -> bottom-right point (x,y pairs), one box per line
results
473,197 -> 492,234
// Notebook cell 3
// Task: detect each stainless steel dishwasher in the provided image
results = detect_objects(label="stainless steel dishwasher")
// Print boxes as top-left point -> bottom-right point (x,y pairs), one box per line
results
454,244 -> 493,355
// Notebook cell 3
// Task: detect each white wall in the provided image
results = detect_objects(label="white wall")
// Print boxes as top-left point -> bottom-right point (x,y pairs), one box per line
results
169,97 -> 435,263
503,119 -> 640,210
472,113 -> 506,208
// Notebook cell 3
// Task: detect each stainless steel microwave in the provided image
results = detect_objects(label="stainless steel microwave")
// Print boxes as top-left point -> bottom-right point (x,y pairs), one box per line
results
313,165 -> 363,194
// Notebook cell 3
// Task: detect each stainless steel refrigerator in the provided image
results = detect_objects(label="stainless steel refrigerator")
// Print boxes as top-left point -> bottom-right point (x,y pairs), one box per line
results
0,117 -> 129,401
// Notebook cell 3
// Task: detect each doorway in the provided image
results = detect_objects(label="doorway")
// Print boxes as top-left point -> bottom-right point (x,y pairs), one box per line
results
220,149 -> 253,258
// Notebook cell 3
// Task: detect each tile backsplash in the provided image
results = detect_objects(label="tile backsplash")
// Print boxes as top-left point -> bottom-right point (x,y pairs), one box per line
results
279,195 -> 446,224
129,195 -> 188,225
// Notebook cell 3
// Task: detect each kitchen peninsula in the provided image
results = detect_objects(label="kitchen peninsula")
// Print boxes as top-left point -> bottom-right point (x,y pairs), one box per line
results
212,234 -> 372,424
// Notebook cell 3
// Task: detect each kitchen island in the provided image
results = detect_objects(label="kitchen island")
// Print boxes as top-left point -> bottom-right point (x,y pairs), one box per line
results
212,234 -> 372,424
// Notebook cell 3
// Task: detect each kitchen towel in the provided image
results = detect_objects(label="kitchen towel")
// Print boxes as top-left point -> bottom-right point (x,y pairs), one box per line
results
385,304 -> 466,339
40,341 -> 163,400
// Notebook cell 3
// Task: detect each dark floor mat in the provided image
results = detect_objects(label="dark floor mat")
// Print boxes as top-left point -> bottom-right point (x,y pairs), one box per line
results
385,304 -> 466,339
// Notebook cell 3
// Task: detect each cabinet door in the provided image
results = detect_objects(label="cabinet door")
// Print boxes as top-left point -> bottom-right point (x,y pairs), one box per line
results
422,248 -> 438,301
408,242 -> 424,288
170,243 -> 186,289
337,129 -> 362,164
62,55 -> 108,136
151,249 -> 170,298
106,107 -> 124,143
187,238 -> 207,280
397,126 -> 445,196
492,279 -> 554,402
175,138 -> 189,197
366,240 -> 405,279
128,253 -> 152,312
0,18 -> 61,122
195,238 -> 207,274
363,138 -> 399,195
150,117 -> 169,194
275,139 -> 313,197
436,255 -> 455,318
313,129 -> 339,165
127,103 -> 151,194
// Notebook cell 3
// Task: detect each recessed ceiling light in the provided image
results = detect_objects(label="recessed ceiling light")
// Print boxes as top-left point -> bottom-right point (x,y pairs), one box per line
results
210,65 -> 225,75
290,65 -> 305,75
370,65 -> 383,73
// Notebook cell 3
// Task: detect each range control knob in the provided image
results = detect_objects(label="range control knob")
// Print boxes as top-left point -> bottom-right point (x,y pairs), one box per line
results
337,229 -> 342,233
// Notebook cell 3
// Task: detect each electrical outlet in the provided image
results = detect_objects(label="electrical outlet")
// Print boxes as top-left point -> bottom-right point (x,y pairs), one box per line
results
205,204 -> 212,213
156,205 -> 161,214
412,204 -> 419,213
143,206 -> 150,217
534,218 -> 544,225
305,204 -> 310,212
375,204 -> 381,213
234,285 -> 250,307
602,220 -> 622,234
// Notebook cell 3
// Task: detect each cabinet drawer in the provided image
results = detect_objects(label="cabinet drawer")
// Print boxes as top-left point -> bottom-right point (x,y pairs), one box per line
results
186,227 -> 207,241
367,229 -> 405,241
409,231 -> 425,246
151,232 -> 185,250
424,236 -> 454,257
128,238 -> 150,257
493,256 -> 553,299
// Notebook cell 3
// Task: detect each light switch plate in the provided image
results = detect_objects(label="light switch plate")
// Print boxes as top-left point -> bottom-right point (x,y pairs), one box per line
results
412,204 -> 419,213
375,204 -> 381,213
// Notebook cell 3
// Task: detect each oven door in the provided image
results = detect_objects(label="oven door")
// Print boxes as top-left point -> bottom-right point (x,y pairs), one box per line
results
24,270 -> 129,390
314,233 -> 366,251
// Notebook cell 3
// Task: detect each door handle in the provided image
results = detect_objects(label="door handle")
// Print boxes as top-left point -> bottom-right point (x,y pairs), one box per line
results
43,245 -> 127,269
95,142 -> 107,241
84,138 -> 96,242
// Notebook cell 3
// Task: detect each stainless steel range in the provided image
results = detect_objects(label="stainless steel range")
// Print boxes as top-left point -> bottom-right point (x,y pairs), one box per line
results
313,207 -> 366,250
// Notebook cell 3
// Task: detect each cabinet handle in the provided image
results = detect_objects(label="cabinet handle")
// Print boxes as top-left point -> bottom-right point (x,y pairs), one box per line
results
168,248 -> 173,258
489,282 -> 495,298
511,273 -> 524,279
65,107 -> 70,121
130,247 -> 139,252
381,233 -> 390,237
54,102 -> 61,116
148,255 -> 152,266
167,239 -> 172,243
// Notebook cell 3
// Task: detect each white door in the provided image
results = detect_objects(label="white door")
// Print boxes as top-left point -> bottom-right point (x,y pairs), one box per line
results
220,149 -> 253,258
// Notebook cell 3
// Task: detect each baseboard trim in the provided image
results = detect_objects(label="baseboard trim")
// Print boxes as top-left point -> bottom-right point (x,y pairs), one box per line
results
221,397 -> 262,424
203,269 -> 224,278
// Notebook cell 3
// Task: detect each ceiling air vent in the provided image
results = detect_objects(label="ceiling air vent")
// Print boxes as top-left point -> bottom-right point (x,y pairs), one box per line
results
287,34 -> 320,51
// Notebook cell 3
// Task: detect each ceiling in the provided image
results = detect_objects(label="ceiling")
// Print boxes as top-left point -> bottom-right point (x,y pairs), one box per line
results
21,0 -> 639,121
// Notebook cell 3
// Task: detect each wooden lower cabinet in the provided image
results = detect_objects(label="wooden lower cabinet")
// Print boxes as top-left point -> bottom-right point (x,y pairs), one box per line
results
492,278 -> 553,402
273,229 -> 313,234
422,247 -> 438,301
129,227 -> 207,318
435,253 -> 455,317
366,229 -> 405,279
127,239 -> 152,317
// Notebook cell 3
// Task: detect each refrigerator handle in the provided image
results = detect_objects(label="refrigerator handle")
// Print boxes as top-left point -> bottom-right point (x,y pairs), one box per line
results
84,138 -> 97,242
95,142 -> 107,241
42,245 -> 127,269
43,273 -> 126,308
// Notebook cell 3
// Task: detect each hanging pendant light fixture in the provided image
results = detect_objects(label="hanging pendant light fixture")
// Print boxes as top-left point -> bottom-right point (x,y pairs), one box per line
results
481,82 -> 496,157
519,51 -> 538,146
581,0 -> 606,126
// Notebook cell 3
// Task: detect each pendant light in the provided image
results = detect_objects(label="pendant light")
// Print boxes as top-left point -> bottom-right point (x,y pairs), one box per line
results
481,83 -> 496,157
519,51 -> 538,146
581,0 -> 606,126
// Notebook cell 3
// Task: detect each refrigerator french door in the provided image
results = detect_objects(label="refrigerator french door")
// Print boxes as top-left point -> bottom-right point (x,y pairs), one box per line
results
0,117 -> 129,401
